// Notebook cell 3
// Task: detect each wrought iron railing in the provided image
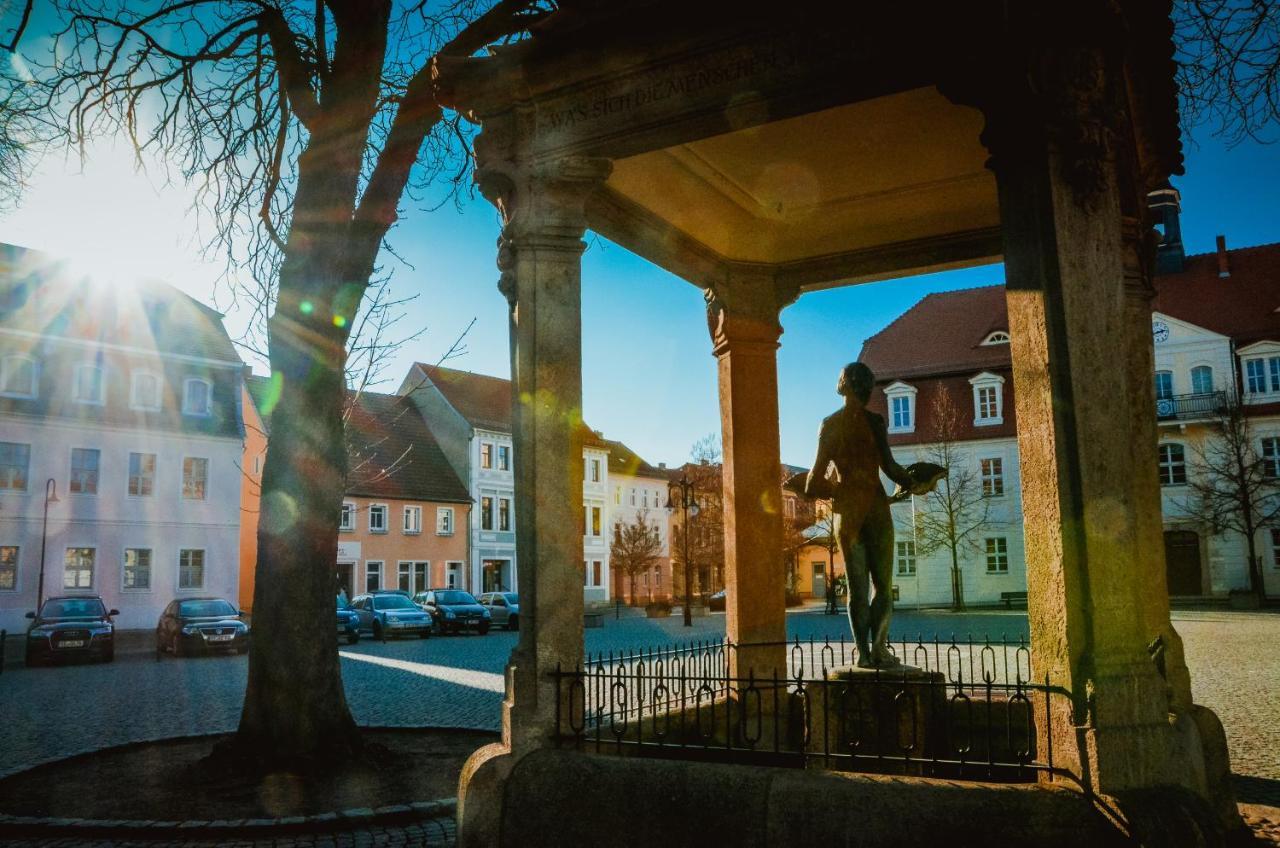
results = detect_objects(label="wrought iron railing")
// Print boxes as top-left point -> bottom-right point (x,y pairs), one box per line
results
558,635 -> 1077,786
1156,391 -> 1225,422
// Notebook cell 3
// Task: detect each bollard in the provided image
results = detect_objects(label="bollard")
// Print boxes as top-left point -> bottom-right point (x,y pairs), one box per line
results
0,628 -> 5,675
616,597 -> 621,620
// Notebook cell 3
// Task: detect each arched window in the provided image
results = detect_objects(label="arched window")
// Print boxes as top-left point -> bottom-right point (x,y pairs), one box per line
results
182,378 -> 211,416
0,355 -> 37,398
1190,365 -> 1214,395
1158,443 -> 1187,486
1154,371 -> 1174,401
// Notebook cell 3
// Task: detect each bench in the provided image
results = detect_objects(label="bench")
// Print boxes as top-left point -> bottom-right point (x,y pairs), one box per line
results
583,612 -> 605,629
1000,591 -> 1028,609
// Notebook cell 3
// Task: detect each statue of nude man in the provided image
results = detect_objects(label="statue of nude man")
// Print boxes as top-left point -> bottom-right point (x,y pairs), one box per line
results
805,362 -> 923,668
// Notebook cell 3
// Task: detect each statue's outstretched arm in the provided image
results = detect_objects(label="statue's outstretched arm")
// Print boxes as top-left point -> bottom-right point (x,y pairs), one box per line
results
870,413 -> 913,488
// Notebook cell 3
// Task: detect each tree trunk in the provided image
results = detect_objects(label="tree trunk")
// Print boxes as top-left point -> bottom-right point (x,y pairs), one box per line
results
1244,517 -> 1264,598
949,545 -> 965,611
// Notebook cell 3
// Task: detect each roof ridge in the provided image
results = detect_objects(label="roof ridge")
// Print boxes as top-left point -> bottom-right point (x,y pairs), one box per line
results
859,283 -> 1004,355
1182,238 -> 1280,260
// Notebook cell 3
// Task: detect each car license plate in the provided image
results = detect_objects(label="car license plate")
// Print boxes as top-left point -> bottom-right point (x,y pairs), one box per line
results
391,621 -> 409,629
59,640 -> 86,648
206,634 -> 234,642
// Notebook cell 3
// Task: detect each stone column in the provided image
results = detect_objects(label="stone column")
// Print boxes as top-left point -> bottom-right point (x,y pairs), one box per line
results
480,150 -> 613,755
984,48 -> 1188,794
707,267 -> 794,681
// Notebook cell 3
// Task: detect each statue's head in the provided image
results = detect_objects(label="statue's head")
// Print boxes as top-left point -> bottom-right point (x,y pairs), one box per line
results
837,362 -> 874,404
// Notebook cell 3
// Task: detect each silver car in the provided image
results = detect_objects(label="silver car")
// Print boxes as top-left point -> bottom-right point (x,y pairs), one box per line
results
478,592 -> 520,630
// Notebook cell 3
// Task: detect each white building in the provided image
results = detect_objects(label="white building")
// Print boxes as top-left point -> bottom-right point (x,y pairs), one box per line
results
860,206 -> 1280,605
604,439 -> 673,603
398,364 -> 620,602
0,244 -> 245,631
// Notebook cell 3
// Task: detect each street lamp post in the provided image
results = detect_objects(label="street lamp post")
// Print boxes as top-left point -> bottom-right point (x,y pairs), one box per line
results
665,473 -> 700,628
36,478 -> 60,610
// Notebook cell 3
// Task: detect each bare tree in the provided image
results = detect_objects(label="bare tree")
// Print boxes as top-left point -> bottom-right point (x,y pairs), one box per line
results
13,0 -> 549,767
0,0 -> 36,209
1175,0 -> 1280,143
912,388 -> 993,611
610,511 -> 662,605
1187,393 -> 1280,600
674,433 -> 724,597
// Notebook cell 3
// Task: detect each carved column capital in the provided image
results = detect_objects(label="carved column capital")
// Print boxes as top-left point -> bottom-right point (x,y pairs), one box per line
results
704,267 -> 798,357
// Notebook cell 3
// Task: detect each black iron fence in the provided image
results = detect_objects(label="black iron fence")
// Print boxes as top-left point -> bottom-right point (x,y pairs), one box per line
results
1156,390 -> 1226,421
558,635 -> 1077,785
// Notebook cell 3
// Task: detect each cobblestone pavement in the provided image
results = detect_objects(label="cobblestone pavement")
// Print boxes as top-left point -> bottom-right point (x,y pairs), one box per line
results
0,818 -> 456,847
1,607 -> 1276,843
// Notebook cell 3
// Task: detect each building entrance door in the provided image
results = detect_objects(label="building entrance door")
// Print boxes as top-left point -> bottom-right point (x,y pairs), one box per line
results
812,562 -> 826,598
1165,530 -> 1203,596
336,562 -> 355,602
483,559 -> 509,592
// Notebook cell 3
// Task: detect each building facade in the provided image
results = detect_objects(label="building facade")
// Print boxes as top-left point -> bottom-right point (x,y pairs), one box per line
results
859,210 -> 1280,605
1,244 -> 245,631
239,378 -> 471,609
606,440 -> 672,604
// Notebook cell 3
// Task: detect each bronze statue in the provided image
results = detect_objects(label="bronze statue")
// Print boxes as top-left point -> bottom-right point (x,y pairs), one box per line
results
805,362 -> 943,668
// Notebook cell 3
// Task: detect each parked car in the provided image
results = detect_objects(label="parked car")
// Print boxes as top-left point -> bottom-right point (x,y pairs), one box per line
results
337,597 -> 360,645
477,592 -> 519,630
415,589 -> 491,635
25,596 -> 117,666
350,591 -> 433,640
156,598 -> 250,657
708,590 -> 726,612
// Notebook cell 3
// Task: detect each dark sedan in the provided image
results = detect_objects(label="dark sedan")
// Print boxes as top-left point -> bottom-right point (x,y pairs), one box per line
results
337,598 -> 360,645
25,596 -> 117,666
414,589 -> 491,635
156,598 -> 250,657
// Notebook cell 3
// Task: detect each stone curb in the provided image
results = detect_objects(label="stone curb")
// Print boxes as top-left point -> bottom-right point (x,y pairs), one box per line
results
0,798 -> 456,839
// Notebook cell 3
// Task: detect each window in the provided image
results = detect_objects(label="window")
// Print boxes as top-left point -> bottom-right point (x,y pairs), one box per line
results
182,457 -> 208,500
1245,355 -> 1280,395
630,489 -> 636,506
1265,438 -> 1280,479
339,502 -> 355,531
0,355 -> 36,398
499,497 -> 512,532
365,561 -> 383,592
980,457 -> 1004,497
1154,371 -> 1174,401
123,548 -> 152,590
1272,530 -> 1280,569
368,504 -> 388,533
895,540 -> 917,576
589,458 -> 601,483
590,506 -> 602,537
498,445 -> 510,471
0,442 -> 29,491
0,546 -> 17,591
980,331 -> 1010,346
480,442 -> 493,469
403,505 -> 422,534
481,496 -> 494,530
885,382 -> 917,433
437,507 -> 454,535
984,537 -> 1009,573
1158,443 -> 1187,486
178,549 -> 205,589
64,547 -> 95,589
1190,366 -> 1214,395
583,560 -> 603,587
398,561 -> 429,593
73,364 -> 104,404
128,452 -> 156,497
70,448 -> 100,495
970,373 -> 1005,425
182,379 -> 211,416
614,487 -> 621,505
130,371 -> 161,410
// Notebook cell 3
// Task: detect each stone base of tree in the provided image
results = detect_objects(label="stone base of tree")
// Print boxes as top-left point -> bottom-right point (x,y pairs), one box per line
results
1228,589 -> 1263,610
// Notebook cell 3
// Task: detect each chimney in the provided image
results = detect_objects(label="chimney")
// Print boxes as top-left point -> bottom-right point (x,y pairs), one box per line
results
1147,184 -> 1185,274
1216,235 -> 1231,278
658,462 -> 666,469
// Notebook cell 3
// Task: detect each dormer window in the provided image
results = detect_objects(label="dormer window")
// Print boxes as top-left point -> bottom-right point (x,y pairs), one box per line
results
182,378 -> 211,416
883,381 -> 917,434
0,355 -> 37,398
980,331 -> 1010,346
969,372 -> 1005,426
73,364 -> 105,405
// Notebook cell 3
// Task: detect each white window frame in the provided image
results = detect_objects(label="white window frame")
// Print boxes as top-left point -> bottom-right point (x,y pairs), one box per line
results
1239,342 -> 1280,401
368,503 -> 388,534
403,504 -> 423,534
1190,365 -> 1215,395
980,457 -> 1004,498
182,456 -> 209,501
365,560 -> 384,592
980,331 -> 1010,346
129,370 -> 162,411
127,451 -> 157,498
0,545 -> 19,592
177,548 -> 206,590
481,495 -> 495,531
73,363 -> 105,405
445,561 -> 463,589
0,441 -> 30,492
1158,442 -> 1188,487
499,496 -> 512,532
497,444 -> 511,471
182,378 -> 212,417
589,458 -> 601,483
984,537 -> 1009,574
0,354 -> 37,399
895,540 -> 917,576
480,442 -> 494,470
969,372 -> 1005,426
69,447 -> 101,496
1271,529 -> 1280,569
64,546 -> 96,590
339,501 -> 356,532
1264,438 -> 1280,479
122,547 -> 153,592
436,506 -> 455,535
1154,370 -> 1174,401
884,381 -> 917,434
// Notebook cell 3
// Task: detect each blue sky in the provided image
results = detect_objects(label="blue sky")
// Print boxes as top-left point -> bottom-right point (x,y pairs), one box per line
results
2,103 -> 1278,467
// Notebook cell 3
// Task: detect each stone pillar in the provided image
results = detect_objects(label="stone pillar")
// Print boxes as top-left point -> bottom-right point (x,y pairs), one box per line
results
483,152 -> 612,755
984,48 -> 1189,794
706,267 -> 794,681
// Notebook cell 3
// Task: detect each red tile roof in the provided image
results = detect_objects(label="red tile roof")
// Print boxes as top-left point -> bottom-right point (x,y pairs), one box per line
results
858,285 -> 1011,381
605,438 -> 667,479
1152,241 -> 1280,347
